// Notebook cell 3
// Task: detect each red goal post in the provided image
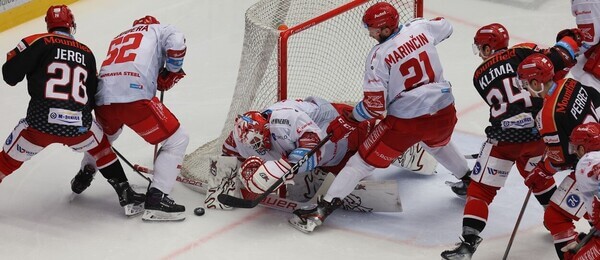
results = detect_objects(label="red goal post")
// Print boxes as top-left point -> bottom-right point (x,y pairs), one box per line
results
180,0 -> 423,193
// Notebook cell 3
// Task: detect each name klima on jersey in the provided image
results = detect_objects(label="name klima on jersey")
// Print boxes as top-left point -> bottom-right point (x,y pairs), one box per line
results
478,63 -> 514,89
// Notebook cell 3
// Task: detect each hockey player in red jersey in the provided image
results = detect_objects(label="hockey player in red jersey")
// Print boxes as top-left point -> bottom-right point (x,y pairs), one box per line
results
517,54 -> 600,259
568,122 -> 600,260
72,15 -> 189,221
288,2 -> 474,233
442,24 -> 582,260
0,5 -> 145,216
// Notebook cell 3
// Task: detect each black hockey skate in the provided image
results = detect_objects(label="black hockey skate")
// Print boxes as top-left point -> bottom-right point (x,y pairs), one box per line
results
142,187 -> 186,221
445,170 -> 471,199
441,235 -> 483,260
108,179 -> 146,217
288,196 -> 343,233
71,165 -> 96,194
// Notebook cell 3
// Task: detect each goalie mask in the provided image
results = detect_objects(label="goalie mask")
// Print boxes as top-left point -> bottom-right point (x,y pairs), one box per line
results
234,111 -> 271,153
570,122 -> 600,153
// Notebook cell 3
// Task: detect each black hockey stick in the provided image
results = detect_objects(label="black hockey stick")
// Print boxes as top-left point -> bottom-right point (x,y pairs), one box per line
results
218,134 -> 332,208
569,227 -> 597,254
113,147 -> 153,189
502,189 -> 532,260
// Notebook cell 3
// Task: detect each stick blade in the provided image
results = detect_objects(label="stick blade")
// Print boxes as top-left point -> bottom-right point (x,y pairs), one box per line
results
217,194 -> 257,208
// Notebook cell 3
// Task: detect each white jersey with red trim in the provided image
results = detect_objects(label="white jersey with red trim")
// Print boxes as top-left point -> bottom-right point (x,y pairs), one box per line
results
574,151 -> 600,216
571,0 -> 600,90
353,18 -> 455,121
95,23 -> 186,105
222,99 -> 349,168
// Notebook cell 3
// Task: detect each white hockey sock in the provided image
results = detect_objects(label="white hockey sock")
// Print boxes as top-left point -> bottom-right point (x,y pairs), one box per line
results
152,127 -> 189,194
422,141 -> 470,179
323,154 -> 374,202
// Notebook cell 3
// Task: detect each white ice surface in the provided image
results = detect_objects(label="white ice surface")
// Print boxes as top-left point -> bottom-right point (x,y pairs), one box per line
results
0,0 -> 590,259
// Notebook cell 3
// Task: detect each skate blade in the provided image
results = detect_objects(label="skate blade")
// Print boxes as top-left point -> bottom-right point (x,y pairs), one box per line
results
288,215 -> 317,233
141,209 -> 186,222
68,193 -> 77,202
444,181 -> 467,200
124,203 -> 144,217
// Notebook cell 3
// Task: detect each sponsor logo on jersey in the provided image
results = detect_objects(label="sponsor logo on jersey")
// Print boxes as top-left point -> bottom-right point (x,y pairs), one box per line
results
48,108 -> 82,126
501,113 -> 535,129
364,93 -> 384,109
579,23 -> 595,42
271,118 -> 290,125
473,162 -> 481,175
16,144 -> 36,156
129,83 -> 143,89
566,194 -> 581,208
5,133 -> 13,146
71,138 -> 96,152
296,122 -> 314,134
543,135 -> 560,144
486,167 -> 509,177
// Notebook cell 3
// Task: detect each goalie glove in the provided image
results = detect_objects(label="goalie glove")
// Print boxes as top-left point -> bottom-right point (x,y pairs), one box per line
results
157,68 -> 186,91
240,156 -> 293,194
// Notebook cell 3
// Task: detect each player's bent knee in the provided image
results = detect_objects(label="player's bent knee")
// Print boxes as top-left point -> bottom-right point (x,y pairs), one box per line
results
161,127 -> 189,156
466,181 -> 498,204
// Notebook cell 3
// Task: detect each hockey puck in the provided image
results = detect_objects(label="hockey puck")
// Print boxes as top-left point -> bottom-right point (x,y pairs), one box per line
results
194,207 -> 205,216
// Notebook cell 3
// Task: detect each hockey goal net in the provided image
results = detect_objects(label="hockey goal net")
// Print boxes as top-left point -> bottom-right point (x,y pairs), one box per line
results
180,0 -> 423,192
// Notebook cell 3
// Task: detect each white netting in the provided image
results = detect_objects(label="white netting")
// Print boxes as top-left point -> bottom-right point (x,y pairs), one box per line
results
181,0 -> 420,191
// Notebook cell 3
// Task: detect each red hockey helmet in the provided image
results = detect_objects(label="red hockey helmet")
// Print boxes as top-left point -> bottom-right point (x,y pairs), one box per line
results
133,15 -> 160,26
234,111 -> 271,152
474,23 -> 509,52
45,5 -> 76,33
570,122 -> 600,152
362,2 -> 399,30
517,53 -> 555,83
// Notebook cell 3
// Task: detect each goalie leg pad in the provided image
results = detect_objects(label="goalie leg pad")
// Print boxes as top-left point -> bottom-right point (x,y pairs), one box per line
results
241,158 -> 292,194
204,155 -> 242,210
391,142 -> 438,175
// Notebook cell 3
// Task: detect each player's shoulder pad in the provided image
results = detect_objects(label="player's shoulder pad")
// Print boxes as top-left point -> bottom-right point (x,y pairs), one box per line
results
512,42 -> 539,50
21,33 -> 55,46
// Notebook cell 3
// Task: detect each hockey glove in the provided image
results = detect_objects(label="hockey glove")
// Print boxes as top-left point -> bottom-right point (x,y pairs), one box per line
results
556,28 -> 583,47
240,158 -> 293,194
157,68 -> 186,91
524,162 -> 554,191
327,111 -> 359,143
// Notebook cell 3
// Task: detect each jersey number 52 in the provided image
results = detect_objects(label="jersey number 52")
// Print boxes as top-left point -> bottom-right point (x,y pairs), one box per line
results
101,33 -> 143,67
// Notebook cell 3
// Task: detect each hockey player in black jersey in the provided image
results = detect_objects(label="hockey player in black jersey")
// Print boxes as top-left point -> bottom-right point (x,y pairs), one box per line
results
1,5 -> 144,216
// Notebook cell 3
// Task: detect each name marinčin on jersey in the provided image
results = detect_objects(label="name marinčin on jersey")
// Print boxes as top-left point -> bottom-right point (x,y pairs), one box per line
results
384,33 -> 429,67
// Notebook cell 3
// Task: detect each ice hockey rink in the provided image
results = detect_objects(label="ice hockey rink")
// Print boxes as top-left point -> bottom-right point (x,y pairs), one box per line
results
0,0 -> 591,259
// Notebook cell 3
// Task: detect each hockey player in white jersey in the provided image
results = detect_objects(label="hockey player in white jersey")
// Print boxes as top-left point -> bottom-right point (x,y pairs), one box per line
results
288,2 -> 471,233
570,0 -> 600,92
569,122 -> 600,259
72,15 -> 189,221
221,97 -> 374,198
